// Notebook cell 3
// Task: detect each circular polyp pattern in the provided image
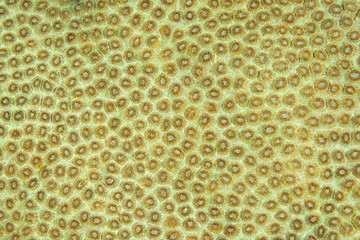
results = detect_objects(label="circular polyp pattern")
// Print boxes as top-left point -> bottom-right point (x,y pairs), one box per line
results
0,0 -> 359,238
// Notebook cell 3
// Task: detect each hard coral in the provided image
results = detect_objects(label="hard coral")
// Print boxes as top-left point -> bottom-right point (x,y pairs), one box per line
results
0,0 -> 360,239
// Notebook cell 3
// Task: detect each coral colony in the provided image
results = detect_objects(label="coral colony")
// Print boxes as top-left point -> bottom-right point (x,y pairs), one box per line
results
0,0 -> 360,239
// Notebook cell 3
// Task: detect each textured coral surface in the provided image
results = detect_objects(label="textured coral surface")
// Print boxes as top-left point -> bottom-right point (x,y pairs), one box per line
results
0,0 -> 360,239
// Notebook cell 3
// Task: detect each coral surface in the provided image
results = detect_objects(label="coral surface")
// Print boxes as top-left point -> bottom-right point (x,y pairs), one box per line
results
0,0 -> 360,239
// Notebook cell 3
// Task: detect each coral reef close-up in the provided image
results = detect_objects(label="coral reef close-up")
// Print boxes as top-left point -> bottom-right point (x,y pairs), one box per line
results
0,0 -> 360,239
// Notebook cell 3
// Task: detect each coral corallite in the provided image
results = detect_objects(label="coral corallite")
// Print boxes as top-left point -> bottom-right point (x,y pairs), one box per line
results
1,0 -> 360,239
